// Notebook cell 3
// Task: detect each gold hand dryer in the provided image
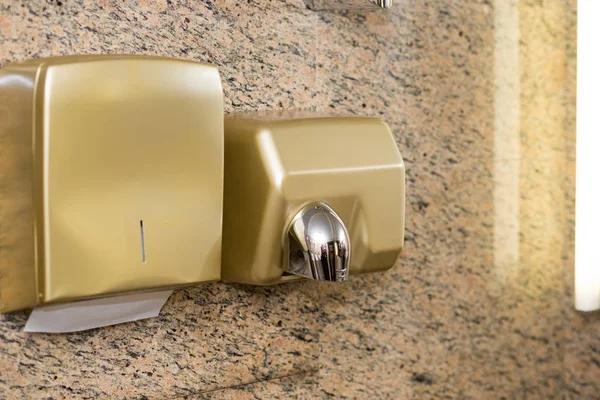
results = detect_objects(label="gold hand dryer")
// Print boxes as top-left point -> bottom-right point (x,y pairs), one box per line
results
221,112 -> 405,285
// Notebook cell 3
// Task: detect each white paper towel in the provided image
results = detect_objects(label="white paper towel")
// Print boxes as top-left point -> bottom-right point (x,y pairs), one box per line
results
24,290 -> 173,333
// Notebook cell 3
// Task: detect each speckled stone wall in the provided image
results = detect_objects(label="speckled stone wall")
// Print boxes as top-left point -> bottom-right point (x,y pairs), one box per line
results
0,0 -> 595,399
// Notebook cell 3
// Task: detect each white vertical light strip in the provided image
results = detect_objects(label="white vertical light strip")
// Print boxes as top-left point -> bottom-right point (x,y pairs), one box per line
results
493,0 -> 521,282
575,0 -> 600,311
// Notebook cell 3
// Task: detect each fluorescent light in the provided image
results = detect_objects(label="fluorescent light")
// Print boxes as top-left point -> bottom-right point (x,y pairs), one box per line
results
575,0 -> 600,311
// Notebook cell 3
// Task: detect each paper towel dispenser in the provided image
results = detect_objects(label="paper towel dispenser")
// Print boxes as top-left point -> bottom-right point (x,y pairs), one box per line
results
0,55 -> 224,312
220,112 -> 405,285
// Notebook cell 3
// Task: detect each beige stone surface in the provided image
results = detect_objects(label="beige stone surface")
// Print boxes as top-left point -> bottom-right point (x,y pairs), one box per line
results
0,0 -> 593,399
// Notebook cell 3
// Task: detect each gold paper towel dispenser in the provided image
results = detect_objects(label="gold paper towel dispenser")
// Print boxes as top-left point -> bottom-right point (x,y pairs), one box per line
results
221,112 -> 405,285
0,55 -> 224,312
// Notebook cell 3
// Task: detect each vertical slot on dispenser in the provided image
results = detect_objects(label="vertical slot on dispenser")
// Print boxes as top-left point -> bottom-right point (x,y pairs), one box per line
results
140,220 -> 146,264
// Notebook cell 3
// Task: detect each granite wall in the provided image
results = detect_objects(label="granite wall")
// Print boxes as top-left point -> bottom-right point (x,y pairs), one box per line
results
1,0 -> 596,399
